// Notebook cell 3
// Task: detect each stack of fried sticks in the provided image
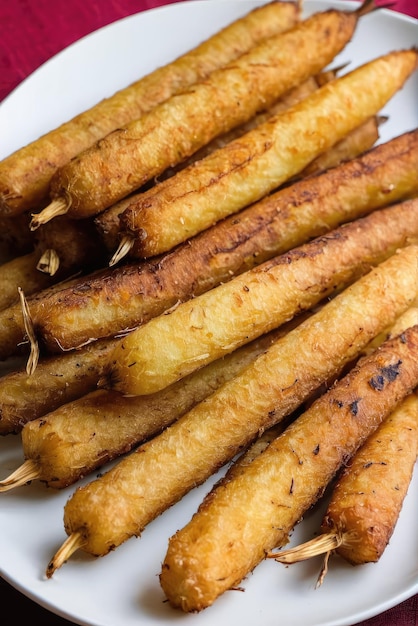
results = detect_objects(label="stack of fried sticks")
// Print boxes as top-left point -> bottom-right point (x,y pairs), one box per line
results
0,0 -> 417,615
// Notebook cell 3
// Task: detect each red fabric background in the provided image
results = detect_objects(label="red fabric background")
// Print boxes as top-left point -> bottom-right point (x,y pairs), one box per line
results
0,1 -> 417,625
0,0 -> 417,102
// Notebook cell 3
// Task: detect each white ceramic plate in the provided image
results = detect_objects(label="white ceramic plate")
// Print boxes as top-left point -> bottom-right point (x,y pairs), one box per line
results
0,2 -> 417,625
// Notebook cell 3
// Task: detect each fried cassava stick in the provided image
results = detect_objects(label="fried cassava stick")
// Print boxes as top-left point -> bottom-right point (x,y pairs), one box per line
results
0,338 -> 118,435
163,77 -> 383,189
0,1 -> 300,217
160,325 -> 418,612
107,203 -> 418,396
0,326 -> 294,490
115,48 -> 418,259
35,76 -> 320,270
0,273 -> 91,362
4,303 -> 415,441
320,392 -> 418,567
93,65 -> 355,253
45,246 -> 418,576
31,3 -> 365,228
267,391 -> 418,583
31,132 -> 418,355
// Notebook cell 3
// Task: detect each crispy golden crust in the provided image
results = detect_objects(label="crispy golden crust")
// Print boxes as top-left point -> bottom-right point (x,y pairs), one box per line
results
19,327 -> 290,488
160,325 -> 418,612
120,50 -> 418,258
162,108 -> 380,192
31,131 -> 418,354
59,247 -> 416,560
44,7 -> 359,220
322,392 -> 418,564
108,204 -> 418,396
0,1 -> 299,216
163,76 -> 324,181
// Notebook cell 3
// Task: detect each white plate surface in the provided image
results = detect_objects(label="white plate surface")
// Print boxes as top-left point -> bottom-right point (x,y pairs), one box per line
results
0,1 -> 417,625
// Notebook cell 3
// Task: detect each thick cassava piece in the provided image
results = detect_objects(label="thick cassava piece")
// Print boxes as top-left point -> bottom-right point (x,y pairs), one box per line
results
0,1 -> 299,217
320,392 -> 418,566
117,48 -> 418,258
270,391 -> 418,579
27,132 -> 418,354
108,205 -> 418,396
0,338 -> 117,435
160,325 -> 418,612
1,327 -> 291,490
45,247 -> 417,576
32,3 -> 364,227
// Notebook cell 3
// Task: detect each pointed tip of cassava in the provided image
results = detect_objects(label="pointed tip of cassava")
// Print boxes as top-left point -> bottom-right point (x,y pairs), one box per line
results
0,459 -> 40,492
266,532 -> 343,564
17,287 -> 40,375
109,235 -> 134,267
36,248 -> 60,276
30,197 -> 69,231
46,532 -> 85,578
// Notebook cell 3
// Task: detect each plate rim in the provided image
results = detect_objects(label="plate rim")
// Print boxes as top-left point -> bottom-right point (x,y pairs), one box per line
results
0,2 -> 417,626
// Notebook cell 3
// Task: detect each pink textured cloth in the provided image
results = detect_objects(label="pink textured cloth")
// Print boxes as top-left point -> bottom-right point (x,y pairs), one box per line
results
0,1 -> 417,625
